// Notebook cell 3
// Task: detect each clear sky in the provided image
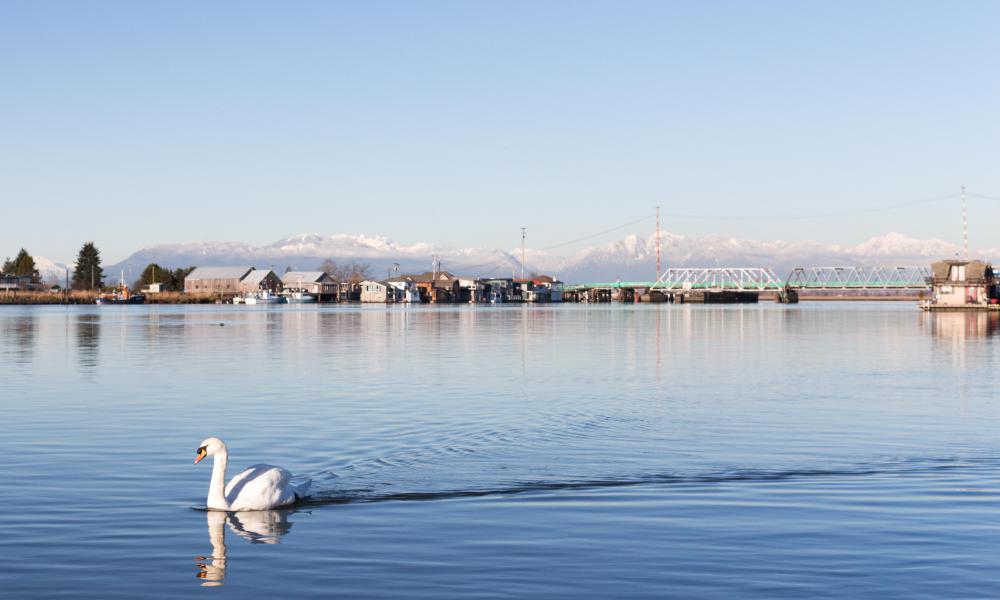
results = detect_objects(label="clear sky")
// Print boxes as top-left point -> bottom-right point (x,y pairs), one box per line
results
3,1 -> 1000,263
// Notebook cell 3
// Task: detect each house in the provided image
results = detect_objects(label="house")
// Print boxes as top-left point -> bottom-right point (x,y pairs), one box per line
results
183,266 -> 254,294
240,269 -> 282,294
390,271 -> 460,303
388,279 -> 421,303
360,280 -> 403,303
481,278 -> 514,303
338,275 -> 363,302
531,275 -> 564,302
925,259 -> 999,310
0,275 -> 42,291
282,271 -> 337,300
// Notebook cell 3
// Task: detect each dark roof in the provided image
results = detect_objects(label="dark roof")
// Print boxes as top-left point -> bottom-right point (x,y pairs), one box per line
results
930,259 -> 993,283
392,271 -> 457,284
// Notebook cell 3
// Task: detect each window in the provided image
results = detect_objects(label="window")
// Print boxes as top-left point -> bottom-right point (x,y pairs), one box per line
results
950,265 -> 966,281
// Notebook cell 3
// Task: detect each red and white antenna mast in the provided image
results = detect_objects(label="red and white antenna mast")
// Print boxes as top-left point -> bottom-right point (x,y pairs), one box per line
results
655,205 -> 661,280
962,184 -> 968,261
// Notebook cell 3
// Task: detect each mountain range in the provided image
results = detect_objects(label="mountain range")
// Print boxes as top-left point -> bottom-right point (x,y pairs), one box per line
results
33,231 -> 974,285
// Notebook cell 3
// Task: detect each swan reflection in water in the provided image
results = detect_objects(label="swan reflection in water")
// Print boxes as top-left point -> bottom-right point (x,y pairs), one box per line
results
195,509 -> 295,586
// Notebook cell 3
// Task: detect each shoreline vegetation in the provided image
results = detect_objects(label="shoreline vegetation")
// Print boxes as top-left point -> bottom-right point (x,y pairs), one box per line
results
0,291 -> 227,305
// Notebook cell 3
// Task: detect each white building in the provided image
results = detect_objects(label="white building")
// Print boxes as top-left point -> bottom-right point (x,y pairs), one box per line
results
388,279 -> 421,303
925,260 -> 998,310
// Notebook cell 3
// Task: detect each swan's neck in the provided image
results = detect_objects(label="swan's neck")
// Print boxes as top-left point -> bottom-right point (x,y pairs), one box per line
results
207,451 -> 230,510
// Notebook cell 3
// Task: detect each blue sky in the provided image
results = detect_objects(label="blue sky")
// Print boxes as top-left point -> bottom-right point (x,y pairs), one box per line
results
2,1 -> 1000,263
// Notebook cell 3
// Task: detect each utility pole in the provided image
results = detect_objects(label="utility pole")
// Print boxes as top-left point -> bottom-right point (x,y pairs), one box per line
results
962,184 -> 969,261
520,226 -> 527,280
656,205 -> 661,281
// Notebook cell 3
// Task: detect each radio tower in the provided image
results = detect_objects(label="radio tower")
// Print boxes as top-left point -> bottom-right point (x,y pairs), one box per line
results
520,227 -> 527,280
655,205 -> 661,280
962,184 -> 968,261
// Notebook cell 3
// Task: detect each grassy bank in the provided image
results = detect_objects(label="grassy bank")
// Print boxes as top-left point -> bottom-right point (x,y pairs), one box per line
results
0,290 -> 228,305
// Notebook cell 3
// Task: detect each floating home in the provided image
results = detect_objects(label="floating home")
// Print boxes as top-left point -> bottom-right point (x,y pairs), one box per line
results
282,271 -> 337,301
922,259 -> 1000,311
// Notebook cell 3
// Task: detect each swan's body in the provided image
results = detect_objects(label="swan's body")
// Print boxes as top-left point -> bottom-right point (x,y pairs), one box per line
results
195,437 -> 310,511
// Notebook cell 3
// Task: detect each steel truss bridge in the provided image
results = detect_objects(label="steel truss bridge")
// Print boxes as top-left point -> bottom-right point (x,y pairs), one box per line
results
784,266 -> 931,289
649,267 -> 783,291
564,266 -> 933,292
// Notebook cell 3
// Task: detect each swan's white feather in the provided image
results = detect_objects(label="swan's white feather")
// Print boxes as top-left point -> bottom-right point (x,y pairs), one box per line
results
224,463 -> 299,511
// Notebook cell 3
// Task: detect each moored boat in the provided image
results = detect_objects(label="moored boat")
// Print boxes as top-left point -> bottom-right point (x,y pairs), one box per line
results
95,272 -> 145,305
286,291 -> 316,303
244,291 -> 285,305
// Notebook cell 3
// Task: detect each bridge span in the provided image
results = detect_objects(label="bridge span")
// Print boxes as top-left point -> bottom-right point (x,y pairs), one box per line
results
563,266 -> 931,303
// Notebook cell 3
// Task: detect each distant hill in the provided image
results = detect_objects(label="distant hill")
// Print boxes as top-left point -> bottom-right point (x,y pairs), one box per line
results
103,231 -> 972,284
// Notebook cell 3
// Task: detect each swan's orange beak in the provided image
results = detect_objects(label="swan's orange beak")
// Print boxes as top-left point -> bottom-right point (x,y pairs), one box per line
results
195,447 -> 207,464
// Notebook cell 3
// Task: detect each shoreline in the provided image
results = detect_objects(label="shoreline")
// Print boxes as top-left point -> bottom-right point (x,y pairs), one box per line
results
1,290 -> 923,306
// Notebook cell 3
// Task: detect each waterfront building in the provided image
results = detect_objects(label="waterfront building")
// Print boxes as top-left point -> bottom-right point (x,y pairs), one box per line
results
239,269 -> 282,294
360,280 -> 407,303
388,279 -> 421,303
141,282 -> 166,294
0,275 -> 42,291
183,266 -> 254,294
924,259 -> 999,310
390,271 -> 460,303
282,271 -> 337,300
482,278 -> 514,303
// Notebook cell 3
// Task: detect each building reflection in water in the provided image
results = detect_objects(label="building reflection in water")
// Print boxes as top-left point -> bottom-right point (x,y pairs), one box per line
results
923,311 -> 1000,340
195,509 -> 295,587
75,314 -> 101,374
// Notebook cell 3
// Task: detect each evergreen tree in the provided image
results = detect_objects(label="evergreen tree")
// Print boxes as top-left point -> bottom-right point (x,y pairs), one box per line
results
9,248 -> 40,279
172,266 -> 196,291
1,257 -> 11,275
72,242 -> 104,290
134,263 -> 168,290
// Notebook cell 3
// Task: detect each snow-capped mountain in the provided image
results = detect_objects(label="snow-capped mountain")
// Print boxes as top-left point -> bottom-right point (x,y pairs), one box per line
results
32,256 -> 72,283
103,231 -> 973,284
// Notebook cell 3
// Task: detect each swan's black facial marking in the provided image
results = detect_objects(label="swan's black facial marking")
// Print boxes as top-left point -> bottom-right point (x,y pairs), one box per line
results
197,446 -> 207,454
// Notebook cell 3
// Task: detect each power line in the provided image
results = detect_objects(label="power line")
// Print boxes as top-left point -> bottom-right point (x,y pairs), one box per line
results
659,192 -> 960,222
455,190 -> 979,277
539,214 -> 656,251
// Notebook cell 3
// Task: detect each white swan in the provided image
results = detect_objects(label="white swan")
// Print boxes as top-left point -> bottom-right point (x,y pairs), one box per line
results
195,437 -> 310,511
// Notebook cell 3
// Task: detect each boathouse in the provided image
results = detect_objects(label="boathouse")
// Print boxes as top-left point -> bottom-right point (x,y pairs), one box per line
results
925,259 -> 999,310
239,269 -> 282,294
183,266 -> 254,294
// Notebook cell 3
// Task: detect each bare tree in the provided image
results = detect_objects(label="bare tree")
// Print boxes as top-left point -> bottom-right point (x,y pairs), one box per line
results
317,259 -> 370,283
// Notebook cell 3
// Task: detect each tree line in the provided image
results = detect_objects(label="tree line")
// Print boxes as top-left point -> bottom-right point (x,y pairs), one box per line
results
4,244 -> 375,292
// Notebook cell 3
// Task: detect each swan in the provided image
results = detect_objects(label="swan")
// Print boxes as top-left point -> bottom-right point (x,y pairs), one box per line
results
194,437 -> 310,511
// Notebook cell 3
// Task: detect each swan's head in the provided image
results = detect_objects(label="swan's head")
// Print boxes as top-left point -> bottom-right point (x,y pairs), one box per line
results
195,437 -> 227,464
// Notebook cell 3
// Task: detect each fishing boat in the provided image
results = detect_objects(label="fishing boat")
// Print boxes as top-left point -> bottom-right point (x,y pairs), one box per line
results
95,272 -> 145,305
244,291 -> 285,305
285,291 -> 316,303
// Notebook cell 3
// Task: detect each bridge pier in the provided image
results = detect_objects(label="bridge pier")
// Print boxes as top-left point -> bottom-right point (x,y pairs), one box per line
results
777,287 -> 799,304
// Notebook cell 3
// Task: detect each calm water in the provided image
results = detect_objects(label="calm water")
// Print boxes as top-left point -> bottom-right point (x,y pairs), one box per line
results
2,303 -> 1000,598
